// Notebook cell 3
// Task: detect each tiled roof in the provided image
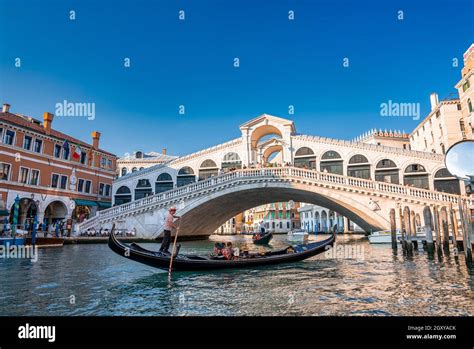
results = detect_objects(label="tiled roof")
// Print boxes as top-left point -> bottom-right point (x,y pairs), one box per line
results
0,112 -> 116,157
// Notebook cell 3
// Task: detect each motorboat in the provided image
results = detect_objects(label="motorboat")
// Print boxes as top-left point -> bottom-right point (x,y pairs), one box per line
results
287,229 -> 309,243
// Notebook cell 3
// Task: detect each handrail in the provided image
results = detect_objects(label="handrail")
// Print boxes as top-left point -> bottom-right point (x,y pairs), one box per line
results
78,166 -> 471,230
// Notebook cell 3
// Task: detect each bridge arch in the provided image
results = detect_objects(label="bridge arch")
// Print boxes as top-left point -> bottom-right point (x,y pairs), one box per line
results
114,186 -> 132,205
221,152 -> 242,172
155,172 -> 174,193
320,150 -> 343,175
433,167 -> 461,194
176,181 -> 390,236
135,179 -> 153,200
199,159 -> 219,181
347,154 -> 371,179
375,158 -> 400,184
250,124 -> 283,149
294,146 -> 316,169
177,166 -> 196,187
403,163 -> 429,190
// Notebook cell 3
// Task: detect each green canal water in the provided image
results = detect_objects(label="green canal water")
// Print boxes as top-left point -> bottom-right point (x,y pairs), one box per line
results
1,234 -> 473,316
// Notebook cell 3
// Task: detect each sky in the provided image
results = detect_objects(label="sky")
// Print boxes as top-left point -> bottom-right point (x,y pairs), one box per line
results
0,0 -> 473,157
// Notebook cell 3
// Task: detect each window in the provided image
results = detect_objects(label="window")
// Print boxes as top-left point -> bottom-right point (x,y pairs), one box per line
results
23,135 -> 32,150
462,80 -> 470,92
0,163 -> 11,180
33,139 -> 42,153
60,175 -> 67,189
0,128 -> 3,141
80,152 -> 87,165
85,180 -> 92,193
78,179 -> 84,192
29,169 -> 40,186
4,130 -> 15,145
51,174 -> 60,188
19,167 -> 29,184
99,183 -> 105,196
107,159 -> 112,168
105,184 -> 111,197
54,144 -> 62,158
62,146 -> 70,160
101,157 -> 107,167
468,99 -> 473,113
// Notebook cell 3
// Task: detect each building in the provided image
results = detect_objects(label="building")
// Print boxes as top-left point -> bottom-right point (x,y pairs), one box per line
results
241,201 -> 301,233
117,149 -> 177,177
0,103 -> 117,233
354,129 -> 410,149
299,203 -> 363,233
410,44 -> 474,155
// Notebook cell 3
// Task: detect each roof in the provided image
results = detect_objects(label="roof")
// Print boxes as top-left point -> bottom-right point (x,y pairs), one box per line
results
240,114 -> 296,133
0,112 -> 116,157
118,152 -> 177,162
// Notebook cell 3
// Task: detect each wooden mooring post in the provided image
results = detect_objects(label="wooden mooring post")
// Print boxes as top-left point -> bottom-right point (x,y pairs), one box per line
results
459,200 -> 473,267
440,207 -> 450,255
404,206 -> 413,255
390,208 -> 397,250
423,206 -> 435,255
433,206 -> 443,257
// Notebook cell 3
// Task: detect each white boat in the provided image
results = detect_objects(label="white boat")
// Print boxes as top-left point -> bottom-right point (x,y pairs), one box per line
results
368,227 -> 427,244
287,229 -> 309,243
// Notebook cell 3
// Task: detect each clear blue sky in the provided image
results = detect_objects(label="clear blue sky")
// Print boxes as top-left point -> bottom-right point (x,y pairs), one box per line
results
1,0 -> 473,157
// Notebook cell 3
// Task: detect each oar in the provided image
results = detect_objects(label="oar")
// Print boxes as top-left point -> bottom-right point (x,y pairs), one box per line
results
168,219 -> 181,278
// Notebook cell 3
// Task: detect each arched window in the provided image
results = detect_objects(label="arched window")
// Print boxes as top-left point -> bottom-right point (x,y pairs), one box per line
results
375,159 -> 399,184
155,172 -> 173,193
320,151 -> 343,175
135,179 -> 153,200
347,154 -> 370,179
221,152 -> 242,172
114,186 -> 132,205
177,166 -> 196,187
404,164 -> 429,189
135,151 -> 143,159
433,168 -> 461,194
199,159 -> 218,180
132,167 -> 138,173
294,147 -> 316,169
121,168 -> 127,176
468,98 -> 473,113
139,167 -> 144,171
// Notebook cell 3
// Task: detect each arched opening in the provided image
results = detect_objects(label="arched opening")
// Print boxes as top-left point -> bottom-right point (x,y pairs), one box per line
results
320,151 -> 343,175
250,125 -> 283,149
9,198 -> 37,230
135,179 -> 153,200
314,211 -> 320,232
44,200 -> 68,226
221,152 -> 242,172
262,145 -> 283,165
114,186 -> 132,205
321,211 -> 328,232
375,159 -> 399,184
135,151 -> 144,159
198,160 -> 218,181
131,167 -> 138,173
177,166 -> 196,187
73,205 -> 91,224
155,172 -> 173,193
433,168 -> 461,194
139,167 -> 145,171
121,168 -> 127,176
294,147 -> 316,169
404,164 -> 429,189
347,154 -> 370,179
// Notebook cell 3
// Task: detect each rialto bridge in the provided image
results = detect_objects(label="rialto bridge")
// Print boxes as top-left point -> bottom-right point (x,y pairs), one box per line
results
78,114 -> 472,239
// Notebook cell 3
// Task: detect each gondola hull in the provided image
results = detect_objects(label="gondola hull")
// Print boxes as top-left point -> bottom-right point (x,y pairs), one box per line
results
108,232 -> 335,271
252,232 -> 273,245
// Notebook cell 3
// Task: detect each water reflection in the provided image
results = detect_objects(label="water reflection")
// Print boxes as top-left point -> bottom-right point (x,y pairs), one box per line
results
0,235 -> 473,316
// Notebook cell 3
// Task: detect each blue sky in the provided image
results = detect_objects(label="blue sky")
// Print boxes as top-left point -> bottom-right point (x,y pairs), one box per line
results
0,0 -> 473,157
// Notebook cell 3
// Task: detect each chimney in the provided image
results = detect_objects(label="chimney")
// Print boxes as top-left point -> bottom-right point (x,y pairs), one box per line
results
91,131 -> 101,149
2,103 -> 10,113
162,148 -> 167,155
43,112 -> 54,134
430,93 -> 439,111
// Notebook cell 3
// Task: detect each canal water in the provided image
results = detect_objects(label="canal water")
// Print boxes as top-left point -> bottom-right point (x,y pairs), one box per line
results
1,234 -> 473,316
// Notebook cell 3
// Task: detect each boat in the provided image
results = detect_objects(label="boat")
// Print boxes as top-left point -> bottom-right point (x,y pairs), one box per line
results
368,227 -> 427,244
287,229 -> 309,243
252,232 -> 273,245
25,237 -> 64,247
108,229 -> 335,271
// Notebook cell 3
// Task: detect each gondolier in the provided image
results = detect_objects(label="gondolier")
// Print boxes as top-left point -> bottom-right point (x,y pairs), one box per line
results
159,207 -> 180,255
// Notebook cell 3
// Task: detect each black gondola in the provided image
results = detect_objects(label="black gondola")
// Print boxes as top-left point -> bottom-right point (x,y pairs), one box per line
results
108,230 -> 335,271
252,232 -> 273,245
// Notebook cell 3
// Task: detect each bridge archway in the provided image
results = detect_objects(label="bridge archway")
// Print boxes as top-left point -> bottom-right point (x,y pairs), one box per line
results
177,166 -> 196,187
155,173 -> 173,193
176,182 -> 389,236
221,152 -> 242,172
135,179 -> 153,200
250,125 -> 283,149
347,154 -> 370,179
320,151 -> 343,175
375,159 -> 399,184
294,147 -> 316,169
433,168 -> 460,194
199,160 -> 219,181
114,186 -> 132,205
404,164 -> 429,189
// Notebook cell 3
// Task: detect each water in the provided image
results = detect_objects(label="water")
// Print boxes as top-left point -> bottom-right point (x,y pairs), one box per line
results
1,234 -> 473,316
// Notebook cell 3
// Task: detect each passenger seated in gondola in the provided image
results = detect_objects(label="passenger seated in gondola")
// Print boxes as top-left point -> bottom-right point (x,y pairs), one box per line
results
212,242 -> 225,257
222,242 -> 236,260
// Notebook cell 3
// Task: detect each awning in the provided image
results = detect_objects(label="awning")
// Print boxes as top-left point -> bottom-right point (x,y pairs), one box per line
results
74,199 -> 98,207
97,201 -> 112,209
0,210 -> 9,216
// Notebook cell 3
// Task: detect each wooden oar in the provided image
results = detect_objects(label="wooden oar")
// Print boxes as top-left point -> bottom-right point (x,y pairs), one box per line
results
168,219 -> 181,278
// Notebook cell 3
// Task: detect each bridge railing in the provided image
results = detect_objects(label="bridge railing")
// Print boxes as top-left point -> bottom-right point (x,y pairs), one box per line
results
78,166 -> 471,230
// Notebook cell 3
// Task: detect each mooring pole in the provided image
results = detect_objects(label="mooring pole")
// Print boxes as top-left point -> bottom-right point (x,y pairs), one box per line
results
459,200 -> 473,267
423,206 -> 435,255
433,206 -> 443,257
390,208 -> 397,250
449,204 -> 460,252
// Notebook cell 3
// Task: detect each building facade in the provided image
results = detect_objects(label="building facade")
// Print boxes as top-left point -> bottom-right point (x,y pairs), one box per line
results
0,103 -> 117,233
241,201 -> 301,233
299,203 -> 363,233
117,149 -> 177,177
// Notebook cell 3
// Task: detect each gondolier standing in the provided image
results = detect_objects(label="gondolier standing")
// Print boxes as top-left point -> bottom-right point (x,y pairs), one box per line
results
159,207 -> 179,254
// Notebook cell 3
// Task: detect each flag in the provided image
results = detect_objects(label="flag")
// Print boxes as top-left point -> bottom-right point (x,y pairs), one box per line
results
72,144 -> 81,160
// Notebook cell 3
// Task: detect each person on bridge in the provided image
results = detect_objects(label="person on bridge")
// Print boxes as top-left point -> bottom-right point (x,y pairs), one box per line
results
159,207 -> 180,255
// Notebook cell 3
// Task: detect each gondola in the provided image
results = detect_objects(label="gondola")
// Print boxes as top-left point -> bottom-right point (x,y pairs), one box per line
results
252,232 -> 273,245
108,229 -> 335,271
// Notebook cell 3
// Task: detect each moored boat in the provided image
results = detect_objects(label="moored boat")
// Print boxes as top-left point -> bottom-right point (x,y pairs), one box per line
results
287,229 -> 309,243
252,232 -> 273,245
108,229 -> 335,271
